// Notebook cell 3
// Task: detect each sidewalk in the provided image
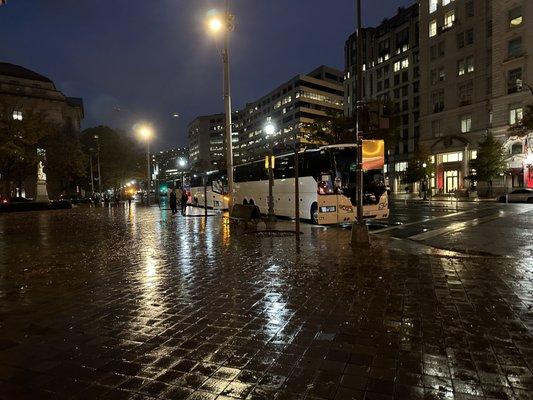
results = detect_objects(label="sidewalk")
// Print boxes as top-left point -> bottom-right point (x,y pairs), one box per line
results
390,193 -> 497,203
0,206 -> 531,399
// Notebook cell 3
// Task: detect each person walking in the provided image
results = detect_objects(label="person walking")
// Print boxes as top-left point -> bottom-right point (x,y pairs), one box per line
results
169,189 -> 178,215
180,189 -> 188,216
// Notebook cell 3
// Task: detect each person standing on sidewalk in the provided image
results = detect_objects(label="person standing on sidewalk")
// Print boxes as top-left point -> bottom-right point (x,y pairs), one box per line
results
180,189 -> 188,216
169,189 -> 177,214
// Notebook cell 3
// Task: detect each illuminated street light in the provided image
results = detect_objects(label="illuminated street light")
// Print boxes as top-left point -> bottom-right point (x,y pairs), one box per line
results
207,5 -> 235,211
264,122 -> 276,221
208,17 -> 223,32
136,124 -> 154,205
265,123 -> 275,136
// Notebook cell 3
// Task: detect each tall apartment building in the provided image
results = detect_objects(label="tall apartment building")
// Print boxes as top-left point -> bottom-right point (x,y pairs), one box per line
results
187,113 -> 226,170
491,1 -> 533,189
153,146 -> 189,186
419,0 -> 493,194
344,5 -> 420,193
420,0 -> 532,193
188,66 -> 344,169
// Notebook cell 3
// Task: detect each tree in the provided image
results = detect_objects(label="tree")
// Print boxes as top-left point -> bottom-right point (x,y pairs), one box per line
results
404,146 -> 434,185
80,126 -> 145,192
0,104 -> 55,197
43,125 -> 87,195
470,132 -> 507,197
304,100 -> 400,149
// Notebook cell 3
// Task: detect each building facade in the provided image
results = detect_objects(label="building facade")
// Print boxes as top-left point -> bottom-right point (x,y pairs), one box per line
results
188,66 -> 344,168
419,0 -> 532,194
187,113 -> 226,171
345,4 -> 420,193
152,146 -> 189,188
0,62 -> 84,199
235,66 -> 343,163
419,0 -> 492,194
491,0 -> 533,189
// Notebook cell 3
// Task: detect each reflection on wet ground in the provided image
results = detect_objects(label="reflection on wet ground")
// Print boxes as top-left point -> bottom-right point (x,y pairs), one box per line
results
0,205 -> 532,399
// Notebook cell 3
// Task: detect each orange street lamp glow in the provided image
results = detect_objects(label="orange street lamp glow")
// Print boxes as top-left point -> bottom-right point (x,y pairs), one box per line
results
208,17 -> 223,32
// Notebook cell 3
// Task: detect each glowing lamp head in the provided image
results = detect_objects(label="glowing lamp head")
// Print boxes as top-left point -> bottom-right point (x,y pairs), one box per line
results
178,158 -> 187,168
137,124 -> 154,141
265,123 -> 275,136
208,17 -> 223,32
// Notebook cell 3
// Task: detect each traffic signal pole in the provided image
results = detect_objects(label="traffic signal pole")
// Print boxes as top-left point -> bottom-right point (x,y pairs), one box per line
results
351,0 -> 370,245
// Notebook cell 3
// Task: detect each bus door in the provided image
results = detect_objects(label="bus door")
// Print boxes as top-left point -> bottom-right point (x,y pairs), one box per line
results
317,173 -> 340,224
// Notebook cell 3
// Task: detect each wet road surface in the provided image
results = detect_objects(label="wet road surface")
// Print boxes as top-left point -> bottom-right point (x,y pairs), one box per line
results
0,204 -> 532,399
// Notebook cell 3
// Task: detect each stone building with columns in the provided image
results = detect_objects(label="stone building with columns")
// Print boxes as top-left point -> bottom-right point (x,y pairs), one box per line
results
0,62 -> 84,199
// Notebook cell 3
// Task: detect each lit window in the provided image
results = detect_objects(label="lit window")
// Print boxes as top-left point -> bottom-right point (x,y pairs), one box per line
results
429,0 -> 438,13
442,152 -> 463,162
396,162 -> 407,172
442,0 -> 452,6
470,150 -> 477,159
460,114 -> 472,133
458,59 -> 466,76
509,104 -> 523,125
12,110 -> 23,120
466,56 -> 474,73
429,20 -> 437,37
509,7 -> 522,28
444,11 -> 455,28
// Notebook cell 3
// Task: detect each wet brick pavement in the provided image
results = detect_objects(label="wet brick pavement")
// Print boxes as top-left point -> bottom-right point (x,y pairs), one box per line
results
0,205 -> 532,399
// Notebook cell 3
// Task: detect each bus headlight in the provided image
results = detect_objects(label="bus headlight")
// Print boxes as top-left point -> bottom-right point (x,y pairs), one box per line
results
319,206 -> 336,213
338,205 -> 354,213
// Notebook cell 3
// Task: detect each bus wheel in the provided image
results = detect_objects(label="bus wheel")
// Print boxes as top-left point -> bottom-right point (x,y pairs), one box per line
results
243,199 -> 248,205
249,199 -> 255,206
311,203 -> 318,224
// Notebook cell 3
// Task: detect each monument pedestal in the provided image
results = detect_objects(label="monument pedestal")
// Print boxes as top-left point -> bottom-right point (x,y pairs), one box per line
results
35,179 -> 49,202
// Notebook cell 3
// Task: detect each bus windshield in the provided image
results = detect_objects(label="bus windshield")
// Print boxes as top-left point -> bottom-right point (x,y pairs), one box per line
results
330,148 -> 386,205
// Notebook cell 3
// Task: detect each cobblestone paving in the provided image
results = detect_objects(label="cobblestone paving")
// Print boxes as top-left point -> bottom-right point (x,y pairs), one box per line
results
0,206 -> 532,399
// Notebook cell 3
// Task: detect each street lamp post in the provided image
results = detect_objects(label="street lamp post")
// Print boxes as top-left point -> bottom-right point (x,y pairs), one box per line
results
89,148 -> 95,194
94,135 -> 102,194
422,162 -> 428,200
264,123 -> 276,221
137,125 -> 154,205
208,4 -> 235,211
351,0 -> 369,245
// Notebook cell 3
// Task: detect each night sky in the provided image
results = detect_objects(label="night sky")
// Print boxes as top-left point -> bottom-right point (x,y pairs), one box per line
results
1,0 -> 413,150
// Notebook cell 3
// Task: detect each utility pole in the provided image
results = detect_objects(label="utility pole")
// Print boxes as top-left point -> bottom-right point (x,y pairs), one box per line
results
146,140 -> 151,206
94,135 -> 102,193
89,149 -> 95,194
294,131 -> 300,240
222,0 -> 234,212
351,0 -> 370,244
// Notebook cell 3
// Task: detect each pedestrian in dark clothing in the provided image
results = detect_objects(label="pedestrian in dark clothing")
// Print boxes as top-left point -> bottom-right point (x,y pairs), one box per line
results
180,190 -> 188,215
169,189 -> 178,214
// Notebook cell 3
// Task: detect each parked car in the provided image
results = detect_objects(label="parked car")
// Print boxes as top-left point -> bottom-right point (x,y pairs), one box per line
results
498,188 -> 533,203
67,194 -> 91,204
7,196 -> 33,203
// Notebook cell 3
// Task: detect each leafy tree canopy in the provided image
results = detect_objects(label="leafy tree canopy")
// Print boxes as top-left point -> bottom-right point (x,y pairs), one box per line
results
508,103 -> 533,137
404,146 -> 435,184
0,104 -> 55,195
303,100 -> 400,149
80,126 -> 145,191
470,132 -> 506,183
